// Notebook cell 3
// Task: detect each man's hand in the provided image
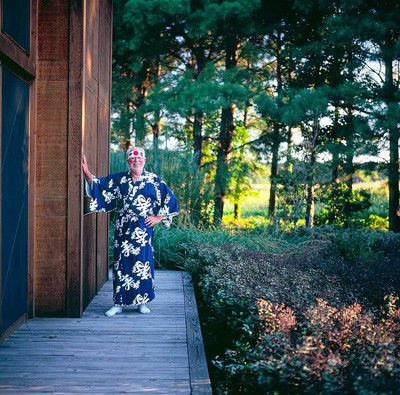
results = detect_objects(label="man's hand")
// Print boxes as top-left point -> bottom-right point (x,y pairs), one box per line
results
144,216 -> 164,227
82,154 -> 93,183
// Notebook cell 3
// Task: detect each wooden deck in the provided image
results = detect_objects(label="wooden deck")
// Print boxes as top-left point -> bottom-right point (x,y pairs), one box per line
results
0,271 -> 212,395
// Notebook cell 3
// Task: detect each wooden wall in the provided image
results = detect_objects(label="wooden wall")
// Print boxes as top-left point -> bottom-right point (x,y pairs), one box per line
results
82,0 -> 112,310
35,0 -> 69,316
0,0 -> 37,339
35,0 -> 112,317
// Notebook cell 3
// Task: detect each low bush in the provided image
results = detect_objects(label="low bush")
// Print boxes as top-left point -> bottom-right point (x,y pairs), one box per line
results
158,226 -> 400,394
220,296 -> 400,394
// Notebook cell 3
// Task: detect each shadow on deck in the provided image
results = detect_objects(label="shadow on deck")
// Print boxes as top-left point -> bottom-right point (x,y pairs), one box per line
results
0,270 -> 212,395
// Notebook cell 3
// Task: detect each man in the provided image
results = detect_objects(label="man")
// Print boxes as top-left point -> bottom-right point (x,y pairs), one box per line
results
82,147 -> 178,316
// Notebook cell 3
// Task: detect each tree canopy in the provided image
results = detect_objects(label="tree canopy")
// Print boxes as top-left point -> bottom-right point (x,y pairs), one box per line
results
111,0 -> 400,232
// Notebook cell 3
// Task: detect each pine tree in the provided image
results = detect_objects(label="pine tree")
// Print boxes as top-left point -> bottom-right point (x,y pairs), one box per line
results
366,0 -> 400,232
335,0 -> 400,231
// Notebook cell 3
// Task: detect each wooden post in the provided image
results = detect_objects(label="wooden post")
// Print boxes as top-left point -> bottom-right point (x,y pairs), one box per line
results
67,0 -> 84,317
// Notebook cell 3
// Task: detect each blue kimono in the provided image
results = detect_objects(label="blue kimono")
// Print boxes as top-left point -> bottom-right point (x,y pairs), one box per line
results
86,170 -> 178,306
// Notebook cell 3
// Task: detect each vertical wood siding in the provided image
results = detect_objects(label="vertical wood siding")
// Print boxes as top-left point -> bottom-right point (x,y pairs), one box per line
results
34,0 -> 112,317
35,0 -> 69,316
81,0 -> 112,310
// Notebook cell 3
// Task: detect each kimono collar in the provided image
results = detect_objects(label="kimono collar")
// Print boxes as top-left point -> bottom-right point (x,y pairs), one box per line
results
129,169 -> 146,183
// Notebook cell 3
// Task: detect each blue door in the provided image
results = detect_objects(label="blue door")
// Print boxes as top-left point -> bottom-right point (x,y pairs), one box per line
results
1,68 -> 29,335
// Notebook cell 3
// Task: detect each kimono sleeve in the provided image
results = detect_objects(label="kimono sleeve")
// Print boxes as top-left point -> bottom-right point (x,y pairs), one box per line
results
85,174 -> 120,213
156,179 -> 179,228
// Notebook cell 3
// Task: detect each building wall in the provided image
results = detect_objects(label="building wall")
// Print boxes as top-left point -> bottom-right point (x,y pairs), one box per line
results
35,0 -> 69,316
34,0 -> 112,317
0,0 -> 112,337
82,0 -> 112,310
0,0 -> 37,339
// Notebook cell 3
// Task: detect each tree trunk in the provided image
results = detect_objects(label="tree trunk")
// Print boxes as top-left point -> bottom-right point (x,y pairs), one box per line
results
269,33 -> 284,218
134,62 -> 151,145
268,123 -> 280,218
193,109 -> 203,166
151,113 -> 161,173
120,102 -> 133,151
305,152 -> 316,228
388,122 -> 400,232
331,150 -> 341,183
343,111 -> 355,190
213,34 -> 237,225
233,203 -> 240,220
191,109 -> 204,226
151,58 -> 161,173
305,119 -> 318,228
306,182 -> 315,228
384,48 -> 400,232
331,106 -> 341,183
191,43 -> 206,166
186,41 -> 207,226
232,89 -> 250,221
286,126 -> 293,159
214,104 -> 235,224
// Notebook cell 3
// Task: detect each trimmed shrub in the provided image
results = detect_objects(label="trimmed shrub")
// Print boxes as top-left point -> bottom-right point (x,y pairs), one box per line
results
170,227 -> 400,394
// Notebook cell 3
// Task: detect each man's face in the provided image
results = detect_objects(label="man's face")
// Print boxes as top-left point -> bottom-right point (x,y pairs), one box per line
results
127,156 -> 145,175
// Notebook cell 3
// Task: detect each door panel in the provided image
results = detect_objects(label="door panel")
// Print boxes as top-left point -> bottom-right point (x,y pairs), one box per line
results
1,67 -> 29,334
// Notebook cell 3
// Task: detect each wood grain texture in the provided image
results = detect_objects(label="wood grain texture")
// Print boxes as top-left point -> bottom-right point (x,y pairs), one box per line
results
182,272 -> 213,395
0,34 -> 36,79
35,0 -> 70,318
82,214 -> 97,310
37,12 -> 68,60
96,213 -> 109,290
98,0 -> 112,93
0,270 -> 211,394
35,197 -> 67,218
35,80 -> 68,197
37,60 -> 68,81
85,0 -> 100,81
66,0 -> 84,318
34,217 -> 67,316
96,100 -> 111,288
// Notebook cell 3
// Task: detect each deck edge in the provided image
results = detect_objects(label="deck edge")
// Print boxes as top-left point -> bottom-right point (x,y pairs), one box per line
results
182,271 -> 213,395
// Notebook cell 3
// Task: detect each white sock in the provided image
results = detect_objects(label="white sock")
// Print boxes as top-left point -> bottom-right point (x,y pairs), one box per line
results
105,306 -> 123,317
138,304 -> 150,314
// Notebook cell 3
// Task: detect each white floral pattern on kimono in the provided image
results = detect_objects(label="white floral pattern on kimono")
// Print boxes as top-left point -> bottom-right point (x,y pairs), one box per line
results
87,170 -> 178,306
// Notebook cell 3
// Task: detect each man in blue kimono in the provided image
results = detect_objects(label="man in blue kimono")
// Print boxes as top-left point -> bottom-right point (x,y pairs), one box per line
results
82,147 -> 178,316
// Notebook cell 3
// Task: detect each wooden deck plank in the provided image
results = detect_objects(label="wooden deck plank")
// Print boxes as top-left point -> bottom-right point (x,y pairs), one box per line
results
0,270 -> 212,394
182,273 -> 213,395
0,382 -> 191,395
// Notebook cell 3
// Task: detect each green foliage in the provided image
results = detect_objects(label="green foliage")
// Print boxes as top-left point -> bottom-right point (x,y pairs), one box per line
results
223,296 -> 400,394
315,182 -> 372,228
273,159 -> 313,227
109,148 -> 216,226
109,0 -> 400,386
111,0 -> 399,231
110,149 -> 127,173
148,149 -> 214,226
122,0 -> 187,52
364,183 -> 388,219
281,86 -> 332,127
366,213 -> 388,230
328,227 -> 399,264
222,213 -> 270,229
226,124 -> 262,215
160,226 -> 400,394
161,67 -> 222,114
